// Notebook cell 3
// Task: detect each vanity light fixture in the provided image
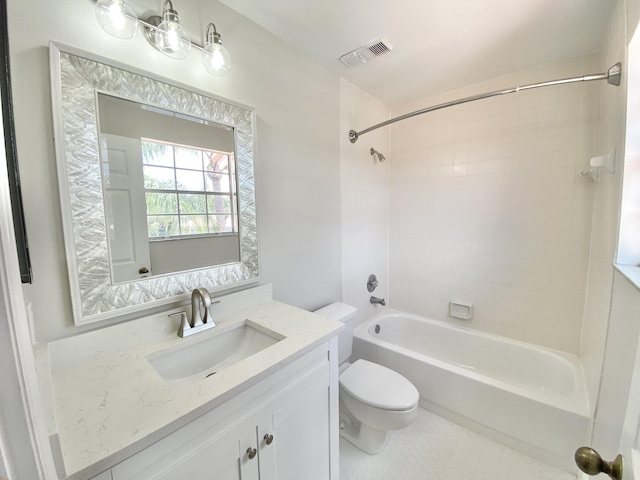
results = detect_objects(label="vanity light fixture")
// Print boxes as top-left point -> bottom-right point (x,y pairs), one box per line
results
94,0 -> 231,76
203,23 -> 231,76
95,0 -> 139,39
152,0 -> 191,60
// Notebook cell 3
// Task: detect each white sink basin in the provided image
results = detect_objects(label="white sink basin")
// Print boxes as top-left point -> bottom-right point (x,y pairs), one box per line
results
147,320 -> 285,385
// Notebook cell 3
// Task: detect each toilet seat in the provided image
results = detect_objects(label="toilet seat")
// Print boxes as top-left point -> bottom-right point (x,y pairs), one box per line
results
339,359 -> 419,411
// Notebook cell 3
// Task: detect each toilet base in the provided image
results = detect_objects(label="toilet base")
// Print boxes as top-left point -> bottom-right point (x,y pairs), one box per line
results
340,418 -> 390,455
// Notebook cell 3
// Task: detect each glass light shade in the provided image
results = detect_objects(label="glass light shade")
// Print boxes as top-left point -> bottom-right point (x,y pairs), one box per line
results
203,42 -> 231,76
154,11 -> 191,60
95,0 -> 138,39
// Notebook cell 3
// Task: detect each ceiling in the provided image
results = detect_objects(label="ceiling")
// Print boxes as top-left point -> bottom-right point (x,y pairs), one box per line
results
218,0 -> 617,107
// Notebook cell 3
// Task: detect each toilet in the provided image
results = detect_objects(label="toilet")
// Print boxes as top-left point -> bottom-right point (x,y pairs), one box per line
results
314,302 -> 419,454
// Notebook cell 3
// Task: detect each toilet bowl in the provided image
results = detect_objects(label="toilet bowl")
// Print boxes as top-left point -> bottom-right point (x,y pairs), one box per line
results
313,303 -> 419,455
339,358 -> 419,453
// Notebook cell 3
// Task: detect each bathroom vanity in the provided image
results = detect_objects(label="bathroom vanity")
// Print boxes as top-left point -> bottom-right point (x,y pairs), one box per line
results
43,288 -> 342,480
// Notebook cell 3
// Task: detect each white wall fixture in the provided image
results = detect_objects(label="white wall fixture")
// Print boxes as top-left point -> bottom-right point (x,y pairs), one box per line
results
94,0 -> 231,75
580,149 -> 616,181
449,301 -> 473,320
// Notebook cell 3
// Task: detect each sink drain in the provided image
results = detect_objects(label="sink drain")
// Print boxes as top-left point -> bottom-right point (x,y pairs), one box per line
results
205,371 -> 217,379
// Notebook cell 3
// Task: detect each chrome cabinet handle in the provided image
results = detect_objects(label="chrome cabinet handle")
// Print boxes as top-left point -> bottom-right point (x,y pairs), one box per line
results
246,447 -> 257,460
263,433 -> 274,445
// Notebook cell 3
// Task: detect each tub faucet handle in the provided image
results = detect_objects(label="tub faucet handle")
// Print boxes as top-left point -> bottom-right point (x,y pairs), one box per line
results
367,274 -> 379,292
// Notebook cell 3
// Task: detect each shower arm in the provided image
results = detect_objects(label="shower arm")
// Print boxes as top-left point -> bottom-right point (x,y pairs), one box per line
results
348,63 -> 622,144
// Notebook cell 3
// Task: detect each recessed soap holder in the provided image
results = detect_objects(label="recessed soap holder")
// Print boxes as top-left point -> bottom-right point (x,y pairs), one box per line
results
580,149 -> 616,181
450,301 -> 473,320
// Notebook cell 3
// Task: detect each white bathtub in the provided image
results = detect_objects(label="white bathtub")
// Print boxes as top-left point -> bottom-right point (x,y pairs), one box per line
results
352,310 -> 590,472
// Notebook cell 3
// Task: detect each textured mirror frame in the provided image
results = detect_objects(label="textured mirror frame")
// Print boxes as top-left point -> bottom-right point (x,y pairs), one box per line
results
49,43 -> 258,325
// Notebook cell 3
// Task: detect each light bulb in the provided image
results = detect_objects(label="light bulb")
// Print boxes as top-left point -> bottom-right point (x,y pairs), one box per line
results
165,26 -> 180,51
95,0 -> 138,39
154,2 -> 191,60
209,49 -> 224,69
203,43 -> 231,76
203,24 -> 231,77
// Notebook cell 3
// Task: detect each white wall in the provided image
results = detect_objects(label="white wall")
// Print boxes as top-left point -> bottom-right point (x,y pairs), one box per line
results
7,0 -> 342,342
589,0 -> 640,460
581,0 -> 629,413
339,79 -> 390,325
388,55 -> 602,354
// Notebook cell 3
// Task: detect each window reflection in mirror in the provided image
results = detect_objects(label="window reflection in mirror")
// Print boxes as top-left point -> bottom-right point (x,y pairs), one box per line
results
97,93 -> 240,284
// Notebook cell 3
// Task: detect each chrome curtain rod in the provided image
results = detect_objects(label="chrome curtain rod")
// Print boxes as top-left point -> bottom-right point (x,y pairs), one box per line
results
348,62 -> 622,144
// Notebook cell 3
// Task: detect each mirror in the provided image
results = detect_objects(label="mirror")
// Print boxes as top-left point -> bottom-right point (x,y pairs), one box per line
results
97,93 -> 240,283
50,44 -> 258,325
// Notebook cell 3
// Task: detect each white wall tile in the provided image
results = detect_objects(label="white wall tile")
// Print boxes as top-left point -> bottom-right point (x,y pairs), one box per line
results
340,79 -> 391,326
389,55 -> 602,354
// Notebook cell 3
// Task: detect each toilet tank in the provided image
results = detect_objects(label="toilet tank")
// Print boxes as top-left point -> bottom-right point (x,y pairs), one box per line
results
313,302 -> 357,364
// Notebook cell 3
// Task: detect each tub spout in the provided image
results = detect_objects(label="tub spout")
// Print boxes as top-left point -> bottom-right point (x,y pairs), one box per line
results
370,296 -> 386,306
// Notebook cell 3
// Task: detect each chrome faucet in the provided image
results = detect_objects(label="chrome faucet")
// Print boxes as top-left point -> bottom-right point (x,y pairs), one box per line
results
171,287 -> 219,337
370,296 -> 386,306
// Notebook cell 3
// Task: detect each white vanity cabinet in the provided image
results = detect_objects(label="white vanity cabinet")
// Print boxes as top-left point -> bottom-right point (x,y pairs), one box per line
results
99,340 -> 338,480
256,374 -> 332,480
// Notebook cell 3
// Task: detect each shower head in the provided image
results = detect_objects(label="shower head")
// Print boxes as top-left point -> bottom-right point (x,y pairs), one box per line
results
370,147 -> 386,162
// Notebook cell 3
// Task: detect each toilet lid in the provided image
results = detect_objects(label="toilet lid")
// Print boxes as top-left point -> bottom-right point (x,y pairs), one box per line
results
339,359 -> 419,411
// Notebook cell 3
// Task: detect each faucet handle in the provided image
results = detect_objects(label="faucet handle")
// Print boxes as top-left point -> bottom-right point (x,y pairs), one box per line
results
170,312 -> 190,338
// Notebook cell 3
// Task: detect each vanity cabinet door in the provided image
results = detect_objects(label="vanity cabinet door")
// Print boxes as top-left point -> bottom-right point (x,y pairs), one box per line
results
153,424 -> 259,480
112,422 -> 259,480
257,376 -> 333,480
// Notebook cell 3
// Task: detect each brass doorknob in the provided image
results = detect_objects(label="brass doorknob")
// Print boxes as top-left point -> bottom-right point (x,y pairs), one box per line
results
246,447 -> 257,460
264,433 -> 274,445
574,447 -> 622,480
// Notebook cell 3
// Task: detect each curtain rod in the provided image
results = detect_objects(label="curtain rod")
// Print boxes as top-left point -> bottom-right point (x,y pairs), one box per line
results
348,62 -> 622,144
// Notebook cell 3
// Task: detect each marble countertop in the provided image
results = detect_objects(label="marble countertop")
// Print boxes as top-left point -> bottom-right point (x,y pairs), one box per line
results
49,300 -> 342,478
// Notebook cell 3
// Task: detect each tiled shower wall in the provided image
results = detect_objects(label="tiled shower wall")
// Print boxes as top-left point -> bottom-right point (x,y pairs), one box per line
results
340,79 -> 390,326
389,54 -> 601,354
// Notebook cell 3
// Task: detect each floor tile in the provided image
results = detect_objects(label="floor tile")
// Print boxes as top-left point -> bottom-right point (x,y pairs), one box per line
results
339,408 -> 576,480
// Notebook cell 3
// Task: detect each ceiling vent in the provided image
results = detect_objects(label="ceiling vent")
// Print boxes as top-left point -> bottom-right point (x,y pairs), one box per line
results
339,38 -> 392,68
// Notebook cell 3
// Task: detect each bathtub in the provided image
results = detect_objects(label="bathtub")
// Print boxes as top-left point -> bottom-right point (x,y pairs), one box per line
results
351,310 -> 590,472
